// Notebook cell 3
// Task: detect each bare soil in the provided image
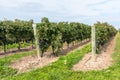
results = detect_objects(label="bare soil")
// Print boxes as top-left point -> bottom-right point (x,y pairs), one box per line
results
10,55 -> 59,73
10,40 -> 90,73
72,35 -> 117,71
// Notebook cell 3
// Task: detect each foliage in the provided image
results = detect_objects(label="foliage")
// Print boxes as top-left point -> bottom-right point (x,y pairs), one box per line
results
0,19 -> 34,53
58,22 -> 91,47
37,17 -> 51,57
49,22 -> 62,56
94,22 -> 117,53
36,18 -> 91,57
0,17 -> 91,56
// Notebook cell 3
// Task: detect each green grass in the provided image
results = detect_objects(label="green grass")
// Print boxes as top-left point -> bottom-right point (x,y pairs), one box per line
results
0,50 -> 36,79
0,42 -> 34,52
3,43 -> 91,80
1,33 -> 120,80
0,46 -> 2,51
66,33 -> 120,80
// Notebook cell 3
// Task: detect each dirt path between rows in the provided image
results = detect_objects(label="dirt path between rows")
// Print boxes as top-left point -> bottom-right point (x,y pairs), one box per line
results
10,40 -> 90,73
72,35 -> 117,71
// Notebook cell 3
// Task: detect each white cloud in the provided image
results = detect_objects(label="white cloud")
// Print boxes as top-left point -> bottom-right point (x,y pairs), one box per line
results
0,0 -> 109,16
0,0 -> 120,29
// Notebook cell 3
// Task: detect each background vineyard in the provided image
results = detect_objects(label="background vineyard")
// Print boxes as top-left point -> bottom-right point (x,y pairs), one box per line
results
0,17 -> 91,56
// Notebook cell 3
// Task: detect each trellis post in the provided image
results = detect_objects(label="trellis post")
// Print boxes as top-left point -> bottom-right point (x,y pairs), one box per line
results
32,23 -> 41,60
91,25 -> 96,61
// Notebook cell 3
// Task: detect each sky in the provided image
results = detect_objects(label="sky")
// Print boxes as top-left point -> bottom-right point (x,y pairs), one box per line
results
0,0 -> 120,29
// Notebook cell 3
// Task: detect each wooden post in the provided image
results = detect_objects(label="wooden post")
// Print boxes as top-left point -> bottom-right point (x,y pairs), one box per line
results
32,24 -> 41,60
91,25 -> 96,61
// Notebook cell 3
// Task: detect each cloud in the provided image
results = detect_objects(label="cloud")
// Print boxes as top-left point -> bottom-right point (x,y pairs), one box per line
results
0,0 -> 120,29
